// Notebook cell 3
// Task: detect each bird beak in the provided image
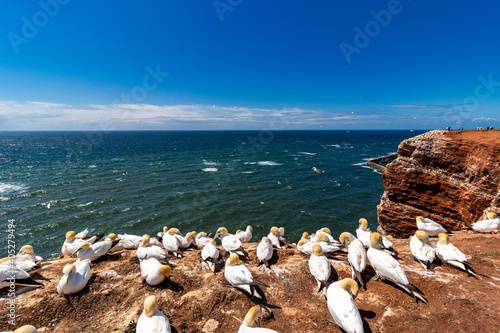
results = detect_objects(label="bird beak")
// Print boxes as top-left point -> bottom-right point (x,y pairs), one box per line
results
255,317 -> 261,327
214,232 -> 220,240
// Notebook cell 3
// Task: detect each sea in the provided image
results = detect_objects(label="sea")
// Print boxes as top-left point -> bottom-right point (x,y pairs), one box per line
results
0,130 -> 425,259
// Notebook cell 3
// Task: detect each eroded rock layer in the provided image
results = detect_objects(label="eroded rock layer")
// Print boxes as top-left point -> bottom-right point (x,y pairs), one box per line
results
377,129 -> 500,237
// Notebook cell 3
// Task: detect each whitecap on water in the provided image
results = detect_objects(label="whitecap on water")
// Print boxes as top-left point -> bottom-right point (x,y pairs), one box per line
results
0,183 -> 28,195
257,161 -> 282,166
299,152 -> 317,155
202,168 -> 218,172
203,160 -> 218,166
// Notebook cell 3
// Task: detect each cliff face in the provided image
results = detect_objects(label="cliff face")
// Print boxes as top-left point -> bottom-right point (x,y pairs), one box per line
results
377,129 -> 500,237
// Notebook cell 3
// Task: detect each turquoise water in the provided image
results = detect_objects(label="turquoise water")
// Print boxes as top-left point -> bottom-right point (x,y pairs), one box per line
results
0,130 -> 424,258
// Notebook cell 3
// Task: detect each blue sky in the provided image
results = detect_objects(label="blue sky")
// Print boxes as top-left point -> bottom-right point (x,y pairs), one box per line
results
0,1 -> 499,130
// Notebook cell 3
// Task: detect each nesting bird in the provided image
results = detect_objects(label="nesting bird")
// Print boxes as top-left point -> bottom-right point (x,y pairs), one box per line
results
256,237 -> 274,268
297,239 -> 314,256
162,228 -> 187,258
224,253 -> 267,299
194,231 -> 212,248
201,239 -> 222,273
472,212 -> 500,233
238,306 -> 278,333
137,234 -> 168,263
0,264 -> 31,289
267,227 -> 283,249
416,216 -> 447,236
308,244 -> 332,293
314,234 -> 342,255
409,230 -> 437,271
136,295 -> 171,333
13,325 -> 38,333
436,233 -> 481,278
356,218 -> 372,247
339,232 -> 367,289
73,233 -> 118,262
236,225 -> 253,243
326,278 -> 364,333
18,245 -> 43,262
140,258 -> 172,286
215,227 -> 248,256
367,232 -> 427,303
57,259 -> 91,295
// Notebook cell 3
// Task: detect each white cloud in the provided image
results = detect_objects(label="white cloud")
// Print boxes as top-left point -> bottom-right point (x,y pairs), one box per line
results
0,99 -> 386,130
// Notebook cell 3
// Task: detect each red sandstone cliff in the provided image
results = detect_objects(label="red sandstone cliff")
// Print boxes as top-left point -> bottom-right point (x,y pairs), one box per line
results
377,129 -> 500,237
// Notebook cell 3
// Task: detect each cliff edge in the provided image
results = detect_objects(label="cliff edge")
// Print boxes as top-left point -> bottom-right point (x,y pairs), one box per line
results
377,129 -> 500,237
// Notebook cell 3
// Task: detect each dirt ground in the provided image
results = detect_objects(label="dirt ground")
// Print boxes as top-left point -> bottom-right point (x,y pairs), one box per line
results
1,231 -> 499,332
444,128 -> 500,145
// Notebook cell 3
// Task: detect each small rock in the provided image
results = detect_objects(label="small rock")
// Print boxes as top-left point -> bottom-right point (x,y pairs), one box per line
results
202,319 -> 219,333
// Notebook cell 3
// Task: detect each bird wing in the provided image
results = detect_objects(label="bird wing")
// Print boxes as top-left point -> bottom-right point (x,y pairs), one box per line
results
327,286 -> 363,333
368,248 -> 408,285
222,235 -> 243,252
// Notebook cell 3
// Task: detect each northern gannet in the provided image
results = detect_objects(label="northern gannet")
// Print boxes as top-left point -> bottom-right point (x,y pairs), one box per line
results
297,239 -> 313,256
137,235 -> 168,263
313,227 -> 340,245
339,232 -> 367,289
409,230 -> 436,271
238,306 -> 278,332
178,231 -> 197,249
326,278 -> 363,333
356,218 -> 372,247
74,234 -> 118,262
236,225 -> 253,243
215,227 -> 248,256
0,265 -> 31,289
194,231 -> 212,248
267,227 -> 283,249
436,233 -> 481,277
308,244 -> 332,293
157,226 -> 169,239
224,253 -> 267,299
0,256 -> 38,272
314,234 -> 342,254
472,212 -> 500,233
136,295 -> 171,333
256,237 -> 273,268
416,216 -> 447,236
57,259 -> 91,295
61,230 -> 101,256
140,258 -> 172,286
13,325 -> 38,333
201,239 -> 221,272
367,232 -> 427,303
162,228 -> 185,258
18,245 -> 43,262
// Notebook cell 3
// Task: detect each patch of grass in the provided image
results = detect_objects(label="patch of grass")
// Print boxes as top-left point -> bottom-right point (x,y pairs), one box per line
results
481,250 -> 500,256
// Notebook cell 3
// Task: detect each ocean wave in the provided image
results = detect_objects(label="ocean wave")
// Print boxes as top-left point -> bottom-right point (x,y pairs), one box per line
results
242,171 -> 255,174
0,197 -> 9,201
77,202 -> 93,207
0,182 -> 28,194
299,152 -> 317,156
203,160 -> 218,166
202,168 -> 218,172
89,165 -> 98,168
257,161 -> 282,166
244,162 -> 256,165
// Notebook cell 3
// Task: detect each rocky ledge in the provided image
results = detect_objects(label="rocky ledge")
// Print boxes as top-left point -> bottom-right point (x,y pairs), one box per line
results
377,129 -> 500,237
1,232 -> 499,333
